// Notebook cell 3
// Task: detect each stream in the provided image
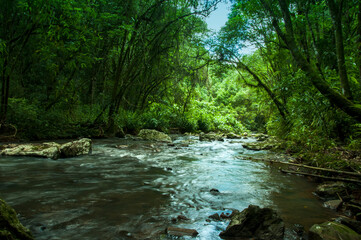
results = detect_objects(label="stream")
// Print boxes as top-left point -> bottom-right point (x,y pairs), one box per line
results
0,135 -> 337,239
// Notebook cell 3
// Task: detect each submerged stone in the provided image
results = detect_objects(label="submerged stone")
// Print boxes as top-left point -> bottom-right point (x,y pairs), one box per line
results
219,205 -> 284,240
166,227 -> 198,237
0,198 -> 34,240
138,129 -> 172,142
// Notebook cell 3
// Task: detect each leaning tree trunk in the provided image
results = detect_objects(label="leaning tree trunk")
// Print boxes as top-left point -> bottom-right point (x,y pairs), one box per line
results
261,0 -> 361,122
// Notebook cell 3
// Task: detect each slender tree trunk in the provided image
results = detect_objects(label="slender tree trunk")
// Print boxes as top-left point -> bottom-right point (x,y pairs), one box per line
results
0,58 -> 9,123
327,0 -> 352,99
238,61 -> 289,119
357,1 -> 361,88
261,0 -> 361,122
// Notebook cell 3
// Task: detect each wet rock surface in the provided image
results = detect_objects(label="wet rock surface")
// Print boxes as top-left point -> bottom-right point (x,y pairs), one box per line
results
0,138 -> 92,159
315,182 -> 348,199
199,132 -> 224,141
59,138 -> 92,158
242,136 -> 282,151
219,205 -> 284,240
0,142 -> 60,159
324,199 -> 343,210
309,221 -> 361,240
166,227 -> 198,237
137,129 -> 172,142
0,198 -> 34,240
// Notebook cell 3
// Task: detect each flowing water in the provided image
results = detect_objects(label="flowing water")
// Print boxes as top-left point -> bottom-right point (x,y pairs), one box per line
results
0,136 -> 337,239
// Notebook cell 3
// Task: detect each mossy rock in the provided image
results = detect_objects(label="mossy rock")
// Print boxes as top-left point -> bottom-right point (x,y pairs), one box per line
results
0,198 -> 34,240
138,129 -> 172,142
315,182 -> 347,199
242,137 -> 282,151
309,221 -> 361,240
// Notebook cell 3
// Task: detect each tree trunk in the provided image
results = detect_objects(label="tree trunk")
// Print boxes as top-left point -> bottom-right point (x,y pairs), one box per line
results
238,61 -> 289,119
261,0 -> 361,122
357,1 -> 361,88
327,0 -> 352,99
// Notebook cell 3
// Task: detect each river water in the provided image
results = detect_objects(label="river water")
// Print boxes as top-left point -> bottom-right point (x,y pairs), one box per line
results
0,135 -> 337,239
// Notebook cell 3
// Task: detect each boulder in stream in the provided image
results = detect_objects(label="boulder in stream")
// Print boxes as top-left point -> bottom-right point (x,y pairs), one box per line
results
0,142 -> 61,159
59,138 -> 92,158
0,198 -> 34,240
242,137 -> 282,151
219,205 -> 284,240
226,132 -> 242,139
138,129 -> 172,142
199,132 -> 224,141
309,221 -> 361,240
0,138 -> 92,160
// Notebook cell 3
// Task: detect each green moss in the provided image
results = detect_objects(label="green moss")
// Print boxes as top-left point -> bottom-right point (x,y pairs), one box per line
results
0,199 -> 34,240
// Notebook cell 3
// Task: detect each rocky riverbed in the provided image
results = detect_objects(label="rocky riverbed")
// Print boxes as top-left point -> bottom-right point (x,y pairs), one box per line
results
0,132 -> 359,239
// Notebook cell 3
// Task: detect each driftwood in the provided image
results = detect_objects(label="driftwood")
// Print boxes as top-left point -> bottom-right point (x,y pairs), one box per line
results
280,169 -> 361,184
265,160 -> 361,178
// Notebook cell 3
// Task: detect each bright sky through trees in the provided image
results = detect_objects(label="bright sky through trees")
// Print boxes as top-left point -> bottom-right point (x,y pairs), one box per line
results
205,1 -> 230,32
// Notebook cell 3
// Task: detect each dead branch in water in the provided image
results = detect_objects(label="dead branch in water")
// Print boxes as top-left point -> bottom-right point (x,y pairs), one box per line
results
268,160 -> 361,177
280,169 -> 361,184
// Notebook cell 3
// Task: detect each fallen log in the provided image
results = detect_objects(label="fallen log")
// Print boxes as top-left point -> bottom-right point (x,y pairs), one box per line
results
280,169 -> 361,184
269,160 -> 361,177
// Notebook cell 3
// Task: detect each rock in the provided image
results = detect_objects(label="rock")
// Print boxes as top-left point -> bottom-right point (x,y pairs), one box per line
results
219,212 -> 230,219
0,138 -> 92,159
315,182 -> 347,199
344,203 -> 361,221
208,213 -> 221,221
0,198 -> 34,240
59,138 -> 92,158
324,199 -> 343,210
291,224 -> 305,237
171,215 -> 190,223
252,133 -> 269,141
309,221 -> 361,240
210,188 -> 220,194
0,142 -> 61,159
242,137 -> 281,151
166,227 -> 198,237
335,217 -> 361,235
138,129 -> 172,143
199,132 -> 224,141
219,205 -> 284,240
220,209 -> 240,219
226,132 -> 242,139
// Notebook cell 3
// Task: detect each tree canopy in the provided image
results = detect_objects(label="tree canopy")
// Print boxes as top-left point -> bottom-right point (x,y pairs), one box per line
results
1,0 -> 361,150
